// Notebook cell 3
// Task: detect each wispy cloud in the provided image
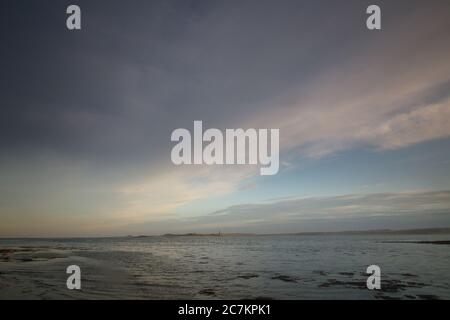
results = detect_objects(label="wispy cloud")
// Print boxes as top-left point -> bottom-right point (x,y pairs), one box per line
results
115,165 -> 256,221
118,191 -> 450,235
245,3 -> 450,159
360,98 -> 450,149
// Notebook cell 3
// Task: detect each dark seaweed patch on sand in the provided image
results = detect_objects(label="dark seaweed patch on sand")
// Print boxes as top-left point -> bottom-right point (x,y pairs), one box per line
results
237,274 -> 259,280
271,274 -> 299,283
198,288 -> 216,296
382,240 -> 450,245
339,272 -> 355,276
319,277 -> 428,294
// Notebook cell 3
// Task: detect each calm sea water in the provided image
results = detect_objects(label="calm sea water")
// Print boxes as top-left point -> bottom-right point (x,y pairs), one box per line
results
1,235 -> 449,299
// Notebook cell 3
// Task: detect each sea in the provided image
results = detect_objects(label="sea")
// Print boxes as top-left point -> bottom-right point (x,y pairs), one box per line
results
1,234 -> 449,300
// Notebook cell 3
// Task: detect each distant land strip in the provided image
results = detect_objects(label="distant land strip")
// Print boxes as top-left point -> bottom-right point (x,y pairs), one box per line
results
155,227 -> 450,237
2,228 -> 450,239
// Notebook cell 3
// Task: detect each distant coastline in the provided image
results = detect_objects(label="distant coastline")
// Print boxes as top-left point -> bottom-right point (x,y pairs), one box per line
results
2,227 -> 450,240
153,227 -> 450,238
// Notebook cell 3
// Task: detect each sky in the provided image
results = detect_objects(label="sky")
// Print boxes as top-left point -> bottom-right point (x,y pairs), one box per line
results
1,0 -> 450,237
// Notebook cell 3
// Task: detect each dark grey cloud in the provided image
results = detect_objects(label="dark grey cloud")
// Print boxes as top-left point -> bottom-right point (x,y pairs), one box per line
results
3,0 -> 438,167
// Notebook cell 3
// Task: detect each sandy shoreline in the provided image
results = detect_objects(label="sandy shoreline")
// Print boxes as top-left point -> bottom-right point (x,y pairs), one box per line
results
1,236 -> 449,300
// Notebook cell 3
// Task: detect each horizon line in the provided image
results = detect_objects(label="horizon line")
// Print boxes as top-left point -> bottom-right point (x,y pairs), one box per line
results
2,227 -> 450,240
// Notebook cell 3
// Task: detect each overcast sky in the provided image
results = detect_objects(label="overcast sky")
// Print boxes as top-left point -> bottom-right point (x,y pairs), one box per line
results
1,0 -> 450,236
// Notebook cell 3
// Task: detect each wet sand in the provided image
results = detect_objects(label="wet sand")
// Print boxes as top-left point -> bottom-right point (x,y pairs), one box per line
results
1,235 -> 450,300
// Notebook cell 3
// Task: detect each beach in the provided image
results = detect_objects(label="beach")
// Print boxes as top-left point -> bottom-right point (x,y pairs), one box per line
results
1,234 -> 450,300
